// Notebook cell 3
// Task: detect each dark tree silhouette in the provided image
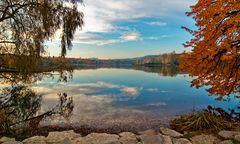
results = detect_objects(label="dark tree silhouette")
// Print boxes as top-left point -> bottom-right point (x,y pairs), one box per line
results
0,0 -> 84,57
0,85 -> 74,138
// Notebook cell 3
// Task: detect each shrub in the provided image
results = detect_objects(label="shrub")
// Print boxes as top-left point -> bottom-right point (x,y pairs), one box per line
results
170,106 -> 240,132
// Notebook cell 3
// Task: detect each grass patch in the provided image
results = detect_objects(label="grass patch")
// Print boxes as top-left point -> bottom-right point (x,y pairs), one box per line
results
170,106 -> 240,133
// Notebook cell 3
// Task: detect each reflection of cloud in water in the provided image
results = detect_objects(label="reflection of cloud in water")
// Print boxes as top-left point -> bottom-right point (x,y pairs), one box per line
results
33,81 -> 169,127
34,81 -> 142,99
33,81 -> 145,115
32,86 -> 53,94
121,87 -> 141,96
160,90 -> 169,93
146,102 -> 167,106
145,88 -> 159,92
145,88 -> 169,93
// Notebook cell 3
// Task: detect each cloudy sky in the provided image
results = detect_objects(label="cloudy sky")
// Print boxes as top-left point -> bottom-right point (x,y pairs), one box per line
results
47,0 -> 196,59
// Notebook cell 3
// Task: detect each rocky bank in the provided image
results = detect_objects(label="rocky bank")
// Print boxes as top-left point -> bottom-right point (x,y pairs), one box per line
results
1,128 -> 240,144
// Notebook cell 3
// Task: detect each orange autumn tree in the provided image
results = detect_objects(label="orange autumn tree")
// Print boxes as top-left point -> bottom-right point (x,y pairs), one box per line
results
180,0 -> 240,98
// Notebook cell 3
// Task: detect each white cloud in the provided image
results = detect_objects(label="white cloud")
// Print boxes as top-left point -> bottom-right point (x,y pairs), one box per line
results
70,0 -> 195,45
96,39 -> 119,46
146,21 -> 167,26
72,31 -> 142,46
120,32 -> 141,41
78,0 -> 194,33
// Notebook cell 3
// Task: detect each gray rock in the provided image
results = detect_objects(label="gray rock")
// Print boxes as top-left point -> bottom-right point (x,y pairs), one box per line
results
119,132 -> 136,137
71,137 -> 83,144
139,129 -> 158,136
234,135 -> 240,142
191,134 -> 220,144
62,138 -> 72,144
73,133 -> 120,144
0,137 -> 22,144
2,141 -> 23,144
139,134 -> 172,144
46,130 -> 81,144
160,128 -> 183,138
173,138 -> 192,144
119,137 -> 138,144
219,140 -> 234,144
22,136 -> 46,144
162,135 -> 172,144
218,131 -> 240,139
139,134 -> 163,144
119,132 -> 138,144
0,137 -> 16,142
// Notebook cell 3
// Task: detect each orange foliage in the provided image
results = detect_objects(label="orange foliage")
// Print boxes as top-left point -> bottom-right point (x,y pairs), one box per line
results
180,0 -> 240,96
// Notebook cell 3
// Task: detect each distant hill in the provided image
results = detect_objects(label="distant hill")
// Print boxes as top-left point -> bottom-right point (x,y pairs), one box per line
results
65,52 -> 183,67
0,52 -> 183,72
134,52 -> 182,66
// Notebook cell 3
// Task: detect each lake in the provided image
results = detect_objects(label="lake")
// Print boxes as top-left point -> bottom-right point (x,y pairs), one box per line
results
21,67 -> 237,132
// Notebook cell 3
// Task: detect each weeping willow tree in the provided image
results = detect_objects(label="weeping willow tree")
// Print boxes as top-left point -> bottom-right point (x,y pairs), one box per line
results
0,0 -> 84,72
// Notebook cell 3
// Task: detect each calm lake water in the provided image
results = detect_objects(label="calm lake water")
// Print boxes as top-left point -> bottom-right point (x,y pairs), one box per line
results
27,67 -> 238,131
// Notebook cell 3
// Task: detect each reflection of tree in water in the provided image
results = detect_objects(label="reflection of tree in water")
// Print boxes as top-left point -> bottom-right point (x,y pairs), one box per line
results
0,70 -> 74,138
0,72 -> 46,85
0,85 -> 42,134
0,67 -> 73,85
73,65 -> 182,77
134,66 -> 181,77
0,56 -> 74,137
50,93 -> 74,120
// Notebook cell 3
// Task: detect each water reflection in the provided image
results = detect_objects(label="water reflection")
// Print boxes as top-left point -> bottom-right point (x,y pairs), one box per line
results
0,85 -> 74,138
0,67 -> 74,138
0,69 -> 73,85
133,66 -> 181,77
0,85 -> 42,135
72,65 -> 181,77
0,66 -> 239,137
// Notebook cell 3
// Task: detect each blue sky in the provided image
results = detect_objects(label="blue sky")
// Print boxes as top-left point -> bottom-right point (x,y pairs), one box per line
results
47,0 -> 196,59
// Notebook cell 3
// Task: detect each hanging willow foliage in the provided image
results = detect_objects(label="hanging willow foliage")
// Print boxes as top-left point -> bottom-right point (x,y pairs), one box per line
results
0,0 -> 84,57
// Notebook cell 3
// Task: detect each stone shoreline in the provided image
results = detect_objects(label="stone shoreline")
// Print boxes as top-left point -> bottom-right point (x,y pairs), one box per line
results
1,128 -> 240,144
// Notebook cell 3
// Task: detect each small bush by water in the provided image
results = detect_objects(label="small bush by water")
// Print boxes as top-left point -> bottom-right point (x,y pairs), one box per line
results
170,106 -> 240,132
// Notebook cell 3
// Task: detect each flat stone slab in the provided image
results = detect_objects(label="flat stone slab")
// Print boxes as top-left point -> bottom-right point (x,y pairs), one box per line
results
0,137 -> 16,143
119,132 -> 136,138
139,134 -> 172,144
160,128 -> 183,138
46,130 -> 81,144
218,131 -> 240,139
139,129 -> 159,136
162,135 -> 172,144
234,135 -> 240,142
219,140 -> 234,144
191,134 -> 220,144
119,132 -> 138,144
73,133 -> 120,144
22,136 -> 46,144
0,137 -> 22,144
2,141 -> 23,144
173,138 -> 192,144
139,134 -> 163,144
